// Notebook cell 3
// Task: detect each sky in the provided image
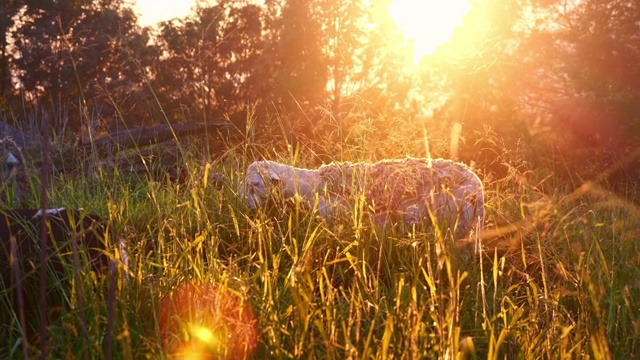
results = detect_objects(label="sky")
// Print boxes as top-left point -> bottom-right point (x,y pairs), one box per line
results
135,0 -> 195,27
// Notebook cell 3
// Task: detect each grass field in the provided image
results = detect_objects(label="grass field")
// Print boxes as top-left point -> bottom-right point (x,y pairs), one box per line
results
1,135 -> 639,359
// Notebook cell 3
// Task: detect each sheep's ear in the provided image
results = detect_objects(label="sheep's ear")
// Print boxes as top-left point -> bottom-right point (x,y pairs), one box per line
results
266,168 -> 280,181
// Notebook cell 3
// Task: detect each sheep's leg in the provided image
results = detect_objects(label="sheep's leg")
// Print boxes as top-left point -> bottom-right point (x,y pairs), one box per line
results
446,185 -> 484,238
437,192 -> 468,238
411,192 -> 464,238
316,194 -> 349,221
402,203 -> 423,227
372,212 -> 391,230
316,194 -> 333,219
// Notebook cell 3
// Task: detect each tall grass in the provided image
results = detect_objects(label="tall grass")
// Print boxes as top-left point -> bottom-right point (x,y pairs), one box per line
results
1,111 -> 639,359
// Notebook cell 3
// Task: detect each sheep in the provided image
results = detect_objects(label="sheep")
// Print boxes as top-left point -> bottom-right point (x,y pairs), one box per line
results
0,208 -> 123,333
0,137 -> 28,205
241,158 -> 484,239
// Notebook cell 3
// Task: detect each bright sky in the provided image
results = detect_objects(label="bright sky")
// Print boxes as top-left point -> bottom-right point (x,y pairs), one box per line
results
388,0 -> 474,59
135,0 -> 195,27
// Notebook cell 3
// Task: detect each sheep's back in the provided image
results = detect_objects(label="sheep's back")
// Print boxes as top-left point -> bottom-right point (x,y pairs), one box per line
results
319,158 -> 482,213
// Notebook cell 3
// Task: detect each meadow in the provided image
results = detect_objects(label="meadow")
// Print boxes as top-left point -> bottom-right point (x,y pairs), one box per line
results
1,124 -> 639,359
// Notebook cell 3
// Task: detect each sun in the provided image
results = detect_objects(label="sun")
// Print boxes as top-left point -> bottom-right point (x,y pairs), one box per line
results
388,0 -> 474,60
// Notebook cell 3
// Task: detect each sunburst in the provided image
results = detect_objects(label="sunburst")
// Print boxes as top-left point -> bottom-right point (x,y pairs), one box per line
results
388,0 -> 474,60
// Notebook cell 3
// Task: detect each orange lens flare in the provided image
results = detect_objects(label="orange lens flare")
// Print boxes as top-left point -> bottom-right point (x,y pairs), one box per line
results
158,283 -> 258,359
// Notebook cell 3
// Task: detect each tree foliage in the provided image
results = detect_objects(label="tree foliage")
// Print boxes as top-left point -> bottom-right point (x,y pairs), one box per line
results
6,0 -> 153,129
1,0 -> 639,182
540,0 -> 640,152
151,0 -> 264,124
0,0 -> 22,100
419,0 -> 640,180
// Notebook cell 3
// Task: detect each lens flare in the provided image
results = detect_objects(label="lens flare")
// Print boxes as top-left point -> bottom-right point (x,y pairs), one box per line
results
158,283 -> 258,359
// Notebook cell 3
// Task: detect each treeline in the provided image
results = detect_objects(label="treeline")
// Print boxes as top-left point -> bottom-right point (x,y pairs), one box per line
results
0,0 -> 411,134
1,0 -> 639,185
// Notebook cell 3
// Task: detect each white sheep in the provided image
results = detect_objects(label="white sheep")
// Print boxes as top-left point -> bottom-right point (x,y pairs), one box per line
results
241,158 -> 484,239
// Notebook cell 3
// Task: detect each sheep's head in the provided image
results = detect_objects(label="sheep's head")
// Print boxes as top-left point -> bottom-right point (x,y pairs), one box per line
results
0,137 -> 27,204
242,161 -> 281,210
0,137 -> 24,182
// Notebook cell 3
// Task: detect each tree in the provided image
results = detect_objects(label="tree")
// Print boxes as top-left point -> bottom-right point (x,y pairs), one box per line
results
9,0 -> 154,129
152,0 -> 265,124
0,0 -> 21,102
539,0 -> 640,153
319,0 -> 415,120
252,0 -> 418,155
416,0 -> 640,182
418,0 -> 528,167
267,0 -> 328,111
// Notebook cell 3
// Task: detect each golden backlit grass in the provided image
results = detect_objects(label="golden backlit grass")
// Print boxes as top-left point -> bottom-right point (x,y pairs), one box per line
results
1,129 -> 639,359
